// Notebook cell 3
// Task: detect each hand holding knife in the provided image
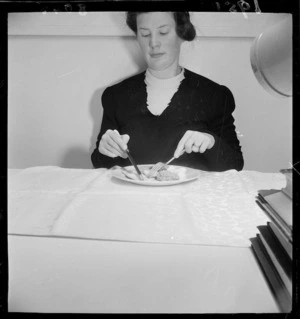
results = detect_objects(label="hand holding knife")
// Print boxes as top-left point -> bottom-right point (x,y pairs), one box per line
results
113,130 -> 144,180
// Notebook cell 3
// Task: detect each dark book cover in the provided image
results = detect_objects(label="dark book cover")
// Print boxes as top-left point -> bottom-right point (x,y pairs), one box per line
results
259,190 -> 293,229
257,225 -> 292,296
258,189 -> 292,228
268,221 -> 293,260
256,198 -> 292,242
250,236 -> 292,313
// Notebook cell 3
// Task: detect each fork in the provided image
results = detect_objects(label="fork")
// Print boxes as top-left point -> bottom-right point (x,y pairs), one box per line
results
147,149 -> 185,178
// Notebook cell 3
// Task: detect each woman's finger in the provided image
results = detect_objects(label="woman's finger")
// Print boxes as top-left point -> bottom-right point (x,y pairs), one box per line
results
110,130 -> 128,151
101,130 -> 127,158
174,131 -> 192,157
184,135 -> 195,153
122,134 -> 130,145
99,142 -> 118,158
100,137 -> 125,158
193,137 -> 202,148
121,134 -> 130,158
202,133 -> 215,149
192,144 -> 200,153
99,140 -> 118,156
199,139 -> 210,153
107,138 -> 126,156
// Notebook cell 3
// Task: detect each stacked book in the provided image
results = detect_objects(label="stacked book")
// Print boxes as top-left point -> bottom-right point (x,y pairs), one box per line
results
250,169 -> 293,313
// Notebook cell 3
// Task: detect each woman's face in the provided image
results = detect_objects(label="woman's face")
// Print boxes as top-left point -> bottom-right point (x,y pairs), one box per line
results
136,12 -> 183,78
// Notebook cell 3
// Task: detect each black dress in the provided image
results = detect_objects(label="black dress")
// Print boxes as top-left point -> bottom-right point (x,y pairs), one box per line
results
91,68 -> 244,172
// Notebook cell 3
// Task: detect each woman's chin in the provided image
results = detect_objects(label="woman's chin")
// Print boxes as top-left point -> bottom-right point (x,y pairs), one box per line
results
148,63 -> 165,71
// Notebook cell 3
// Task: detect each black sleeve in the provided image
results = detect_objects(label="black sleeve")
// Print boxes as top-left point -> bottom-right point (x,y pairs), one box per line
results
201,85 -> 244,171
91,87 -> 124,168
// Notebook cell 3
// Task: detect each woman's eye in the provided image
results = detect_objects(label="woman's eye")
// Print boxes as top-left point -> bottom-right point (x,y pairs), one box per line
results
160,32 -> 169,36
141,33 -> 150,37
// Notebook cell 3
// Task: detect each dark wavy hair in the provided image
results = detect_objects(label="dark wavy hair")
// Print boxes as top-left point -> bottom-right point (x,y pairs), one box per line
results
126,12 -> 196,41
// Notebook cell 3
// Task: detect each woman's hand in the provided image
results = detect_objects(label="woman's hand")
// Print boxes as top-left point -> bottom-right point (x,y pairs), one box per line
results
98,129 -> 130,158
174,130 -> 215,158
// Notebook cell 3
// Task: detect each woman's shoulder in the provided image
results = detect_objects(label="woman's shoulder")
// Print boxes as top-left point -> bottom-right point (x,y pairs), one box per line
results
184,68 -> 229,92
105,71 -> 146,93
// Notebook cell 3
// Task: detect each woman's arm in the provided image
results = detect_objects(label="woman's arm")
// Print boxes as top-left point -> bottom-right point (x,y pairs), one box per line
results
201,85 -> 244,171
91,87 -> 125,168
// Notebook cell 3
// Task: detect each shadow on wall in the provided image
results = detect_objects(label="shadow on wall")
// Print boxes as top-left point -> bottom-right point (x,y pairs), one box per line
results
87,35 -> 147,169
89,86 -> 106,165
61,28 -> 147,169
59,87 -> 106,169
60,146 -> 94,169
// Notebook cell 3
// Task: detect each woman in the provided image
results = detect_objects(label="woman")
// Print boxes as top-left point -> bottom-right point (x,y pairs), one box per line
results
91,12 -> 244,171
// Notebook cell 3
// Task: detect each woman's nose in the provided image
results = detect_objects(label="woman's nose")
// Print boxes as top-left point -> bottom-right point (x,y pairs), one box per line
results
149,35 -> 160,49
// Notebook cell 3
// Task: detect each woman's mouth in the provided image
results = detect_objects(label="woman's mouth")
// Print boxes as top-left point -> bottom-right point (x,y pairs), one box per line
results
150,53 -> 165,59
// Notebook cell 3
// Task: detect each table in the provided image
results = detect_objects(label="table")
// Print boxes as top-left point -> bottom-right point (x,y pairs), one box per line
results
8,166 -> 286,313
8,235 -> 279,313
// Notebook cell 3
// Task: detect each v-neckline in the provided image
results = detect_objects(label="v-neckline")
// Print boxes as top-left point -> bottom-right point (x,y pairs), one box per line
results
141,69 -> 187,118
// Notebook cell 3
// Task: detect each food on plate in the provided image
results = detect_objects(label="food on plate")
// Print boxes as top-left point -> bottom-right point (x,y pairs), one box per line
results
121,165 -> 180,182
156,169 -> 180,181
121,169 -> 141,180
146,165 -> 179,181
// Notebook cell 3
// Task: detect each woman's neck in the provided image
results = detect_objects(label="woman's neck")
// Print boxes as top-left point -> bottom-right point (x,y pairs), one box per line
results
148,64 -> 182,79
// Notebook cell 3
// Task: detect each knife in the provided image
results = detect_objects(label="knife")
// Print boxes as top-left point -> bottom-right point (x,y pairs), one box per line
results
113,130 -> 144,180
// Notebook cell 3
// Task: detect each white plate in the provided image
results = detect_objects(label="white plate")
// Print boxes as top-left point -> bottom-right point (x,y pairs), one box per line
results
111,165 -> 200,186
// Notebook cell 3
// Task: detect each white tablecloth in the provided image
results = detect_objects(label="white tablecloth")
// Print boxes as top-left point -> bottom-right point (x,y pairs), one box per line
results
8,166 -> 286,247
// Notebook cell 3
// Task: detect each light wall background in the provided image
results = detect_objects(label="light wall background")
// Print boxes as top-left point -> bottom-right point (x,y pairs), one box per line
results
8,12 -> 292,172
